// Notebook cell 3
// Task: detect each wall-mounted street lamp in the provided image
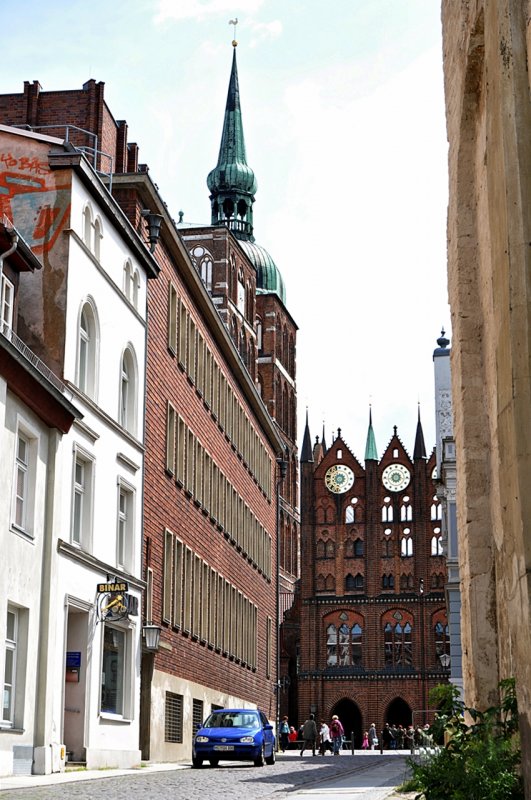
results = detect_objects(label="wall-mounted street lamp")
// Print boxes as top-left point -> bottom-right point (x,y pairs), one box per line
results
142,623 -> 162,652
439,653 -> 451,669
141,209 -> 163,253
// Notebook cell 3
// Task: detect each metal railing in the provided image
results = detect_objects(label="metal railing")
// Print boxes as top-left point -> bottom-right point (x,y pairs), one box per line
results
1,322 -> 72,399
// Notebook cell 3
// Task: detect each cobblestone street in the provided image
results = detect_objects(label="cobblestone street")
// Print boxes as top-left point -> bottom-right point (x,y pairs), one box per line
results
0,753 -> 411,800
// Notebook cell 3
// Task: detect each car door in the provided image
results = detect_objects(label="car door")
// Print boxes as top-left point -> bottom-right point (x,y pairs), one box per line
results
260,711 -> 273,753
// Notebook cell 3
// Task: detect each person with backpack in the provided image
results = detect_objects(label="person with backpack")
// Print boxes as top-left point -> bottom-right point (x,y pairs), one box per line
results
279,716 -> 290,753
329,714 -> 344,755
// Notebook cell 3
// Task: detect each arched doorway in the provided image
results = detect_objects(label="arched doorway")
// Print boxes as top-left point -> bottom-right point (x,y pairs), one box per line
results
385,697 -> 412,728
330,698 -> 362,749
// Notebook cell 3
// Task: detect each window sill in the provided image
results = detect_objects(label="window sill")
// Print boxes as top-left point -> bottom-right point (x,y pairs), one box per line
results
0,726 -> 25,734
99,713 -> 132,724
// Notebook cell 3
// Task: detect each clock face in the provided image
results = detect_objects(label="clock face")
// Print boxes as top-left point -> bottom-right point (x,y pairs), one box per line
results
325,464 -> 355,494
382,463 -> 411,492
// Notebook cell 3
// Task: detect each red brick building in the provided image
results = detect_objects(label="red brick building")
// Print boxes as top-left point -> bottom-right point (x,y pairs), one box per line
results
0,45 -> 299,761
284,413 -> 449,745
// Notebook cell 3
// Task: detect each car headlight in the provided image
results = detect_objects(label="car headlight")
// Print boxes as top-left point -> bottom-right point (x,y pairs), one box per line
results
240,736 -> 255,743
195,736 -> 209,743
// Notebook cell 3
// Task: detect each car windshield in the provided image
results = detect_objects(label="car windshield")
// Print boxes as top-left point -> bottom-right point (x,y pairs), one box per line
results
203,712 -> 260,730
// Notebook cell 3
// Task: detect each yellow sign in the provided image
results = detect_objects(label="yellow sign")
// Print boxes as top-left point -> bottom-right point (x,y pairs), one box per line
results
97,582 -> 128,593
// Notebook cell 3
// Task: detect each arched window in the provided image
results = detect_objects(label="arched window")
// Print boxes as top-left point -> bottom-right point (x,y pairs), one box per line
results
77,301 -> 98,398
325,574 -> 335,591
93,216 -> 102,260
325,540 -> 335,559
345,573 -> 364,592
83,205 -> 92,248
120,347 -> 137,434
401,536 -> 413,557
237,270 -> 245,314
431,533 -> 444,556
434,620 -> 450,658
400,503 -> 412,521
431,497 -> 442,520
316,574 -> 326,592
382,501 -> 393,522
255,317 -> 263,351
201,258 -> 213,292
382,538 -> 393,558
316,540 -> 326,559
326,624 -> 337,665
346,504 -> 355,523
354,539 -> 364,557
327,620 -> 363,666
382,573 -> 394,589
384,620 -> 413,666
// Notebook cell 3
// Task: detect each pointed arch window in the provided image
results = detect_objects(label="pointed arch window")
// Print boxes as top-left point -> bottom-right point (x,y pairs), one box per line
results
83,204 -> 92,248
255,317 -> 263,352
77,301 -> 98,398
382,538 -> 393,557
431,497 -> 442,520
431,528 -> 444,556
345,573 -> 364,592
325,540 -> 335,559
382,573 -> 394,590
93,217 -> 102,261
434,620 -> 450,658
384,621 -> 412,666
237,271 -> 245,314
327,621 -> 363,666
326,624 -> 337,665
316,540 -> 326,559
400,530 -> 413,557
400,501 -> 412,521
382,500 -> 393,522
325,574 -> 335,592
346,501 -> 356,523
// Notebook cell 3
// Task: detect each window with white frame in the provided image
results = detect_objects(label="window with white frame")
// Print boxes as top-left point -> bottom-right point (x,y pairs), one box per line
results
83,205 -> 92,249
1,274 -> 14,331
119,347 -> 137,434
77,301 -> 98,398
93,217 -> 102,261
2,608 -> 17,726
100,624 -> 131,718
71,447 -> 94,549
117,481 -> 134,571
12,432 -> 29,532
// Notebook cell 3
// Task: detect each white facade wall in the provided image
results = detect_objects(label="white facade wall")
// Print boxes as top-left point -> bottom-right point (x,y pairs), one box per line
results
47,174 -> 149,769
0,380 -> 60,776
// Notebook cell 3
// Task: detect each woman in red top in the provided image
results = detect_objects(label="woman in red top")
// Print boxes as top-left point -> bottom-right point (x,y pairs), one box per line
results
329,715 -> 345,755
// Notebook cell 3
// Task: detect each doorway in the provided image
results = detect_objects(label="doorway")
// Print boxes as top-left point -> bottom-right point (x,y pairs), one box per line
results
330,697 -> 362,748
63,607 -> 89,763
385,697 -> 412,728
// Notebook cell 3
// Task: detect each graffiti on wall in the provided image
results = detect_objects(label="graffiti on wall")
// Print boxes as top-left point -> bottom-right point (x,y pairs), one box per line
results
0,149 -> 71,255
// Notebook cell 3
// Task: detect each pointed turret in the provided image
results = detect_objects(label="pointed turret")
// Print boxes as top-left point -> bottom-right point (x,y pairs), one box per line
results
413,404 -> 427,460
301,410 -> 314,463
364,407 -> 378,461
321,423 -> 327,454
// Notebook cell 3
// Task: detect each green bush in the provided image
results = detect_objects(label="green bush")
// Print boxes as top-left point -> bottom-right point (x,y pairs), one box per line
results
406,678 -> 523,800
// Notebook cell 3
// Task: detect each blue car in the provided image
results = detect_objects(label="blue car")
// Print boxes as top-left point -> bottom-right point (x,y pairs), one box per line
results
192,708 -> 276,768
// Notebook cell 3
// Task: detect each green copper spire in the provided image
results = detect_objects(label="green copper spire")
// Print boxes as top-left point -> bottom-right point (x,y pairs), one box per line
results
207,43 -> 287,304
364,407 -> 378,461
207,45 -> 257,240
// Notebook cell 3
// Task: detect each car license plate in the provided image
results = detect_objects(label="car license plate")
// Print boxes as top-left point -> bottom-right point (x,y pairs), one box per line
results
214,745 -> 234,751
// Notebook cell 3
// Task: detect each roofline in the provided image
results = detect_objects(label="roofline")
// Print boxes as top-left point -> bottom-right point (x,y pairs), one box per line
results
109,172 -> 285,456
45,144 -> 160,279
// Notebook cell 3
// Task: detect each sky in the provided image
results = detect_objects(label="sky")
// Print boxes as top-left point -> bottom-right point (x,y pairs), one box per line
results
4,0 -> 450,462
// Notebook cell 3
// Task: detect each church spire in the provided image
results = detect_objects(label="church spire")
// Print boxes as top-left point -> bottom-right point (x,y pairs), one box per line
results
207,43 -> 257,240
301,409 -> 314,463
364,406 -> 378,461
413,404 -> 427,460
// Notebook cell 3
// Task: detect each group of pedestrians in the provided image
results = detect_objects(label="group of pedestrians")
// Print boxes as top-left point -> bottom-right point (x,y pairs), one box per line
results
279,715 -> 433,755
283,713 -> 345,757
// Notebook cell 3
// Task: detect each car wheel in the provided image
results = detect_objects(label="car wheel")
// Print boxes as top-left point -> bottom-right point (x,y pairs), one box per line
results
209,757 -> 219,767
253,744 -> 266,767
265,745 -> 276,765
192,756 -> 203,768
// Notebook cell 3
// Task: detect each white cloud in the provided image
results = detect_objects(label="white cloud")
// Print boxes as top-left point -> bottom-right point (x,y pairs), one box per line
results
154,0 -> 266,24
248,19 -> 283,47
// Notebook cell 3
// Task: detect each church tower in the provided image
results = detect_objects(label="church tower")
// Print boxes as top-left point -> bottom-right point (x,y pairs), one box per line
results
183,42 -> 300,608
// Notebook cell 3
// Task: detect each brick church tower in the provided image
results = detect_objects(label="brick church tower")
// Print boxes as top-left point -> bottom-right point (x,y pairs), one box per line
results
288,411 -> 449,745
180,43 -> 299,603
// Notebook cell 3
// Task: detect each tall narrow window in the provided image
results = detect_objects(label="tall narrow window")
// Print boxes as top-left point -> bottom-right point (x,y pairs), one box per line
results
2,608 -> 17,725
77,302 -> 98,399
13,433 -> 29,531
119,348 -> 137,434
93,217 -> 102,261
100,625 -> 126,716
83,205 -> 92,248
71,448 -> 93,549
117,484 -> 134,570
0,274 -> 14,330
326,624 -> 337,665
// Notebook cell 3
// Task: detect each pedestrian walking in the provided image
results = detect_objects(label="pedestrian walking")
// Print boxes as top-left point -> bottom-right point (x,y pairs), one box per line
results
382,723 -> 393,750
318,720 -> 331,755
329,714 -> 344,755
279,715 -> 290,753
300,713 -> 317,756
361,731 -> 369,749
368,723 -> 378,750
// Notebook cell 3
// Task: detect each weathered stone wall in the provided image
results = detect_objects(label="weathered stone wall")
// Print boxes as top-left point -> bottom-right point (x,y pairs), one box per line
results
442,0 -> 531,793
